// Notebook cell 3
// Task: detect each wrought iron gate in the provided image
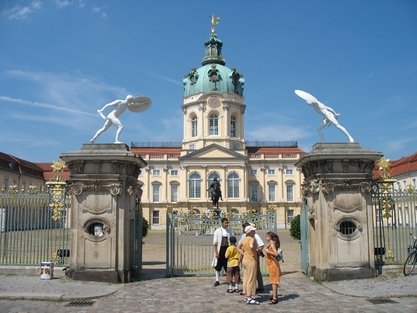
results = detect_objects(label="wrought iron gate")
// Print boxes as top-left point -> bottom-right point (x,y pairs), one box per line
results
0,174 -> 71,266
300,199 -> 309,274
134,199 -> 143,275
372,163 -> 417,268
166,208 -> 277,277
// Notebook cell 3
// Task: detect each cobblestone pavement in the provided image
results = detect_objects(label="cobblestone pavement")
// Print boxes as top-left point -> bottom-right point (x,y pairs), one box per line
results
0,230 -> 417,313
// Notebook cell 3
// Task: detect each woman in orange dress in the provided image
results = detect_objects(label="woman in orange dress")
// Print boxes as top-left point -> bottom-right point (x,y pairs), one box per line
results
265,231 -> 281,304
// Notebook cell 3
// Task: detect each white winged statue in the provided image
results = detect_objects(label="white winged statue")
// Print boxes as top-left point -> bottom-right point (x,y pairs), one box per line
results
295,90 -> 354,143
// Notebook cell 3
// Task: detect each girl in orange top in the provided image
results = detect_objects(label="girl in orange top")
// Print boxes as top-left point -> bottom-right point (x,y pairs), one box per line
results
265,231 -> 281,304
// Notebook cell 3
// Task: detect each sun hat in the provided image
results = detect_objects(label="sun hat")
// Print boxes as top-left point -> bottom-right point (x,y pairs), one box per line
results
245,225 -> 256,234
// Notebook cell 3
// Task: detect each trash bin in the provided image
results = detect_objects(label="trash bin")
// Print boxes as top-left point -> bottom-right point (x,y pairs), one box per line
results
40,262 -> 54,280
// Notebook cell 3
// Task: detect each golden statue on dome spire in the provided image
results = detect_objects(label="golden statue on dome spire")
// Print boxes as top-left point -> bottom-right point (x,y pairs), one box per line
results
209,14 -> 220,34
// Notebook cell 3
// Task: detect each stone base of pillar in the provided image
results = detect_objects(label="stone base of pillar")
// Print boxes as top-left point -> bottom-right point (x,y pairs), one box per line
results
313,267 -> 377,282
67,268 -> 134,283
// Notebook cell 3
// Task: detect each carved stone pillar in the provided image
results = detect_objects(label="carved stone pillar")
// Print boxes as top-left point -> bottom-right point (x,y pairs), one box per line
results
60,144 -> 146,283
296,143 -> 382,281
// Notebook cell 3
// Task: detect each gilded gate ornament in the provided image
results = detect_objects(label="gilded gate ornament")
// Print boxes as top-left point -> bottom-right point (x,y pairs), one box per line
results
46,159 -> 67,222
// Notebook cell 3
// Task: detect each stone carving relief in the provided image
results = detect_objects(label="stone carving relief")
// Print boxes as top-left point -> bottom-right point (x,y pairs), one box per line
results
301,179 -> 320,197
68,161 -> 85,174
66,182 -> 122,196
322,181 -> 336,195
112,162 -> 125,175
357,159 -> 374,174
126,164 -> 140,178
321,179 -> 372,194
333,193 -> 362,213
301,159 -> 376,177
320,160 -> 333,173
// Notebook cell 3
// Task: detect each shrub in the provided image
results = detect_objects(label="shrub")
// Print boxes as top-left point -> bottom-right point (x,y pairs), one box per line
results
290,214 -> 301,240
142,217 -> 149,238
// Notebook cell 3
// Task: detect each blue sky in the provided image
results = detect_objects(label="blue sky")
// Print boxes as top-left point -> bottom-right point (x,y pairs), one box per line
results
1,0 -> 416,162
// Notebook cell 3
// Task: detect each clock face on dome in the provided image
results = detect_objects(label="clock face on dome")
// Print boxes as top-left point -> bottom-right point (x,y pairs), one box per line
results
208,96 -> 221,108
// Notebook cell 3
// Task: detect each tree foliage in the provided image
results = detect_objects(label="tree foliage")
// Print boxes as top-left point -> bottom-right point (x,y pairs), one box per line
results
142,217 -> 149,238
290,214 -> 301,240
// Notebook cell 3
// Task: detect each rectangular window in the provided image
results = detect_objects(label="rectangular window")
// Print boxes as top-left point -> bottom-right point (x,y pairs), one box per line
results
152,185 -> 160,202
170,169 -> 178,176
250,169 -> 257,176
171,185 -> 178,203
287,210 -> 294,224
250,185 -> 258,202
268,185 -> 276,202
210,115 -> 218,135
152,169 -> 160,176
3,177 -> 8,192
285,168 -> 294,175
227,181 -> 239,198
267,169 -> 275,175
152,211 -> 160,225
189,180 -> 201,198
286,185 -> 294,201
189,144 -> 195,150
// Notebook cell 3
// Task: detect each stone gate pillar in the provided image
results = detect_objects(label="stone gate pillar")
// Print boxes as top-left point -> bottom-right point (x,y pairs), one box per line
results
295,143 -> 383,281
60,144 -> 146,283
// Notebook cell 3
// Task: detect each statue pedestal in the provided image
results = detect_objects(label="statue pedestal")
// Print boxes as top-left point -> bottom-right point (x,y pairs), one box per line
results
60,144 -> 146,283
296,143 -> 383,281
207,208 -> 223,219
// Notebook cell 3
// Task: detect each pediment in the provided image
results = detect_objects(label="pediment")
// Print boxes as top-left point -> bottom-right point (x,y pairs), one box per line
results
180,144 -> 246,160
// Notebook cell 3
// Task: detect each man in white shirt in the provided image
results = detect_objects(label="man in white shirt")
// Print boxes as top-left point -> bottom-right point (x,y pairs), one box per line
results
212,218 -> 233,287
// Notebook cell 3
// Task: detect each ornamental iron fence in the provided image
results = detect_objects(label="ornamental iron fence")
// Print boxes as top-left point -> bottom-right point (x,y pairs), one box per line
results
166,207 -> 277,276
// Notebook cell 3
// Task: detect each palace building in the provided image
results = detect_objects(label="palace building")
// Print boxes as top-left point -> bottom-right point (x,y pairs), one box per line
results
130,22 -> 305,229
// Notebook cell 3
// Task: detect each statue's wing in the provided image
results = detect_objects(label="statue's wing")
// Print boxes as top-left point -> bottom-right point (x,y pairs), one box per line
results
295,90 -> 318,103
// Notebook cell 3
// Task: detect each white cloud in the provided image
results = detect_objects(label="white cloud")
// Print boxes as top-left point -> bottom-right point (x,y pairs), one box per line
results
92,5 -> 106,18
53,0 -> 73,9
1,0 -> 42,20
138,70 -> 183,86
0,96 -> 96,117
374,136 -> 417,160
2,69 -> 129,110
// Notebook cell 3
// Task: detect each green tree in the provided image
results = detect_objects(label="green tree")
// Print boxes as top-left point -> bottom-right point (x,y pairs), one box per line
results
290,214 -> 301,240
142,217 -> 149,238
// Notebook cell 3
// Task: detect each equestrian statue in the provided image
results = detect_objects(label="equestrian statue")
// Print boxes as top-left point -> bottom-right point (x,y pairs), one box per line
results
207,177 -> 223,209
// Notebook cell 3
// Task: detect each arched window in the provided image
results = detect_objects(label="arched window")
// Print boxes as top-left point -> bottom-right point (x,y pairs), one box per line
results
189,172 -> 201,198
230,116 -> 236,137
227,172 -> 240,198
207,172 -> 221,197
209,114 -> 218,135
191,116 -> 197,137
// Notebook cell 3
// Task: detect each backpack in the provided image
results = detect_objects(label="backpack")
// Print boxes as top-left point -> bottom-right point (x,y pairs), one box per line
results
275,248 -> 284,262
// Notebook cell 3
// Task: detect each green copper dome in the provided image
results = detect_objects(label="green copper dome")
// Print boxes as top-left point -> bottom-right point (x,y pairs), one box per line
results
183,33 -> 245,97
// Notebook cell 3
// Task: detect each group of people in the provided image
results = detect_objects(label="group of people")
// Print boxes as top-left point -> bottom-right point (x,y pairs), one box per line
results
212,218 -> 281,305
